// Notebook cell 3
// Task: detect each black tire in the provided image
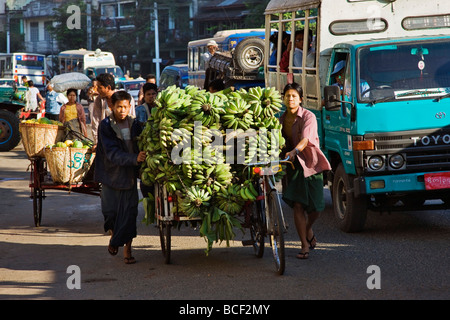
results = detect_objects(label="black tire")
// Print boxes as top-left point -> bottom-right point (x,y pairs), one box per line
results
0,109 -> 21,152
267,189 -> 285,275
250,184 -> 265,258
234,37 -> 265,73
332,163 -> 367,232
33,187 -> 43,227
159,221 -> 171,264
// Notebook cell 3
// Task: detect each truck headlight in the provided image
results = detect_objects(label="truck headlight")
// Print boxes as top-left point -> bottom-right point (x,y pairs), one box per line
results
368,155 -> 384,171
389,154 -> 405,170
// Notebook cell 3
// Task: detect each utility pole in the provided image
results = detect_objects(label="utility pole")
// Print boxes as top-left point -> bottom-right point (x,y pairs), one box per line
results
152,1 -> 161,85
86,0 -> 92,50
5,3 -> 10,54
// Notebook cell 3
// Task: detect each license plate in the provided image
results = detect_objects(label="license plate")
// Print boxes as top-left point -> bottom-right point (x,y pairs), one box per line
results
424,172 -> 450,190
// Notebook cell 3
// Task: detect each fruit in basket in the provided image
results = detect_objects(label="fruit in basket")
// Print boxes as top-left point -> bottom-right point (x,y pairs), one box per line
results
56,142 -> 67,148
38,117 -> 52,124
72,140 -> 83,148
64,140 -> 73,147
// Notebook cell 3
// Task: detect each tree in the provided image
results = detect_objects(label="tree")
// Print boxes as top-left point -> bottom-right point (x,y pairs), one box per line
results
47,0 -> 87,51
244,0 -> 270,28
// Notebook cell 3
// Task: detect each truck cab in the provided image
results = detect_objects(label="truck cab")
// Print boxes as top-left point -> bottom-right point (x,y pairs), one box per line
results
264,0 -> 450,232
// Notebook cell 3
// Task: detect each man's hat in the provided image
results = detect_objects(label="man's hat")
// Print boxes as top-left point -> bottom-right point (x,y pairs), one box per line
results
331,60 -> 346,76
207,40 -> 218,47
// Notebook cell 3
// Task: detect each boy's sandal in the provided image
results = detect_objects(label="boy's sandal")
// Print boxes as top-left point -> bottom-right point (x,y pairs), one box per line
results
296,252 -> 309,259
108,244 -> 118,256
124,256 -> 136,264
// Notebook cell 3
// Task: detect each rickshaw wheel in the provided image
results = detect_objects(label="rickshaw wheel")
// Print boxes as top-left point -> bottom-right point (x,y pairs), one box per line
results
33,187 -> 43,227
159,221 -> 171,264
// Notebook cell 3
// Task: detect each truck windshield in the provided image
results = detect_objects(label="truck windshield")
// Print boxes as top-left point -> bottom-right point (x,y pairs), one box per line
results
358,40 -> 450,102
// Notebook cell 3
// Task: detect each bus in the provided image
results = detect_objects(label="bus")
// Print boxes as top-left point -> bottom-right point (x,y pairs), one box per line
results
188,29 -> 268,89
58,48 -> 125,82
0,52 -> 47,90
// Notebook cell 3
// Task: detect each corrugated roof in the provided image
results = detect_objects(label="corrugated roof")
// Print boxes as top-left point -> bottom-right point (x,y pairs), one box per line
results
265,0 -> 321,14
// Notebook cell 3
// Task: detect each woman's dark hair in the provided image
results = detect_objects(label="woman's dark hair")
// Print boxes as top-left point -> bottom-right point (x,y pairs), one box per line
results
67,88 -> 78,97
96,73 -> 116,90
142,82 -> 158,95
111,90 -> 131,106
283,82 -> 303,98
28,80 -> 34,87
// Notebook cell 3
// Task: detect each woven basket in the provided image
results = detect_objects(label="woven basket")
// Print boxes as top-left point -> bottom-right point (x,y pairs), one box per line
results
19,123 -> 61,158
44,147 -> 95,184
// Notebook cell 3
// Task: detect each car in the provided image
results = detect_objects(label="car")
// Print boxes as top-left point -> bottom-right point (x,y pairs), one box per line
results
159,64 -> 188,90
116,79 -> 146,103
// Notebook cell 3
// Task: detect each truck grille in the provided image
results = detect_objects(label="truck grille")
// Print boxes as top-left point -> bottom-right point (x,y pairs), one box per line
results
364,129 -> 450,172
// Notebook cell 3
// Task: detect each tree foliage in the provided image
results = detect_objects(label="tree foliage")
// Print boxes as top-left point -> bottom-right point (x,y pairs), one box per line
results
47,0 -> 87,51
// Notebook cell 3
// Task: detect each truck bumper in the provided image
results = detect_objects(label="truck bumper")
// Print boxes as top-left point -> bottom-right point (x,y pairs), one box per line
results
353,171 -> 450,197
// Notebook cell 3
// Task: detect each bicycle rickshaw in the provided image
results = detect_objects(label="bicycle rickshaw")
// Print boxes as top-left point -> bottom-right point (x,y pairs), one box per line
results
154,157 -> 293,275
24,125 -> 99,227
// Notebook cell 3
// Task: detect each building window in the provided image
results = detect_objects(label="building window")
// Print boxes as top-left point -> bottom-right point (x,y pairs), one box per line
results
30,22 -> 39,42
101,1 -> 135,29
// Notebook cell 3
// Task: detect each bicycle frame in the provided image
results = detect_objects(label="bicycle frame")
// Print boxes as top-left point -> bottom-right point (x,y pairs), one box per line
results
244,157 -> 294,231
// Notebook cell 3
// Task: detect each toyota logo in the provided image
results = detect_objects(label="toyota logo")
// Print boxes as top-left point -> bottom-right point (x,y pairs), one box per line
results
436,112 -> 446,119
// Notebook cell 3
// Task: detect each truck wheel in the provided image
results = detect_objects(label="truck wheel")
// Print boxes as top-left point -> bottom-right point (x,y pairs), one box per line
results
0,110 -> 21,152
234,37 -> 265,73
332,163 -> 367,232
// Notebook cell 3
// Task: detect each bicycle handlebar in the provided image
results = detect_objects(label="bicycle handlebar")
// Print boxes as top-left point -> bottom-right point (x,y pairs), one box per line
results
244,156 -> 295,174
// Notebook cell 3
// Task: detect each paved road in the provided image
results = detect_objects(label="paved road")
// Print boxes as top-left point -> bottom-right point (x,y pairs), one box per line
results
0,143 -> 449,302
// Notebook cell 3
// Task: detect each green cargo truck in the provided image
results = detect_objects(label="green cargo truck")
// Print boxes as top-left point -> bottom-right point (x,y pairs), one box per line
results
0,81 -> 27,151
264,0 -> 450,232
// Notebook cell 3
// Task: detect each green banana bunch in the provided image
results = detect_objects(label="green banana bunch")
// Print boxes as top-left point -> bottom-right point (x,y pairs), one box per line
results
179,186 -> 211,218
238,179 -> 259,202
185,85 -> 206,98
141,193 -> 155,225
222,97 -> 254,130
214,184 -> 245,215
155,85 -> 190,121
188,92 -> 225,127
159,117 -> 175,148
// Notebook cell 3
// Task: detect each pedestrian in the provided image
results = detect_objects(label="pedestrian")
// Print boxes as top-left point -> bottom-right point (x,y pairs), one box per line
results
203,40 -> 219,90
45,83 -> 68,121
25,80 -> 45,112
135,82 -> 158,126
138,74 -> 157,105
59,88 -> 88,139
135,82 -> 158,199
94,90 -> 146,264
280,82 -> 331,259
91,73 -> 136,145
21,76 -> 29,87
87,79 -> 99,122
